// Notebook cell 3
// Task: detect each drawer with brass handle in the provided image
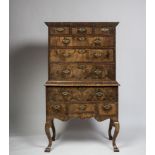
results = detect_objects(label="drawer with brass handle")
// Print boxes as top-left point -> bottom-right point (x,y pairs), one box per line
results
50,103 -> 66,114
50,36 -> 114,47
49,49 -> 114,62
46,86 -> 118,102
49,63 -> 115,81
68,103 -> 95,114
49,27 -> 69,34
98,103 -> 117,116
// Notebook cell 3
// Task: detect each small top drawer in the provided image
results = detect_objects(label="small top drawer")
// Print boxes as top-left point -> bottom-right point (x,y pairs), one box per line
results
49,27 -> 69,35
72,27 -> 92,35
94,27 -> 114,35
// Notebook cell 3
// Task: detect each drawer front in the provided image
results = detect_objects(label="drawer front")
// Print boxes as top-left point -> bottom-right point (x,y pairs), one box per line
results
47,102 -> 67,119
49,63 -> 115,81
98,103 -> 117,116
94,27 -> 114,35
72,27 -> 92,35
68,103 -> 95,114
47,86 -> 118,102
49,27 -> 69,35
50,36 -> 114,47
49,49 -> 114,62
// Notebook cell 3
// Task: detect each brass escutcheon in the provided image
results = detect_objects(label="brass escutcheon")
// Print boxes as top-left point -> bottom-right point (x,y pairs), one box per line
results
52,104 -> 61,110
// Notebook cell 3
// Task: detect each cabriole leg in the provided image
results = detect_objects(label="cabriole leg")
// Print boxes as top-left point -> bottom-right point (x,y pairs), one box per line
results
112,122 -> 120,152
44,121 -> 52,152
108,119 -> 113,140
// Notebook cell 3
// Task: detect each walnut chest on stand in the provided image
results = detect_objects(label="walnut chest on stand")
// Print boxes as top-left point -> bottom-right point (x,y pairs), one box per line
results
44,22 -> 120,152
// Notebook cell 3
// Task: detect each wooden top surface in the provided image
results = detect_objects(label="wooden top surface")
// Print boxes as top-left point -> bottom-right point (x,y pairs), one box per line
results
45,22 -> 119,27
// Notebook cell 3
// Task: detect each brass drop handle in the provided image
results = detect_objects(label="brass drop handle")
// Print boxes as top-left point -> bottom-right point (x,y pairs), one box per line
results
52,104 -> 61,110
94,52 -> 102,57
79,105 -> 87,111
96,91 -> 103,97
77,28 -> 86,33
101,28 -> 109,32
78,37 -> 86,41
62,69 -> 71,74
55,27 -> 65,32
77,49 -> 86,54
62,91 -> 69,96
94,69 -> 102,75
102,104 -> 112,111
94,38 -> 101,45
62,37 -> 70,44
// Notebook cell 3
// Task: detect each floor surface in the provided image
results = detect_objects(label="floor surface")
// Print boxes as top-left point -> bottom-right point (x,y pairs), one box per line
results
10,119 -> 145,155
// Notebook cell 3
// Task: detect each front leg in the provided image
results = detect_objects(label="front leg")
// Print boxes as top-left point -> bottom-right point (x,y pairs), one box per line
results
112,122 -> 120,152
44,121 -> 52,152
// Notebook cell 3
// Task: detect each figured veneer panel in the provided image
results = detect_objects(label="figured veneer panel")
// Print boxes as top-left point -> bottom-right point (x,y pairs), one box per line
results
49,63 -> 115,81
49,49 -> 114,63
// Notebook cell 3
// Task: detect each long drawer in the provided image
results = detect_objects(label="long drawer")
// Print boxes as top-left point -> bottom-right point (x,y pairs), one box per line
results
47,102 -> 117,118
47,86 -> 118,102
49,49 -> 114,62
50,36 -> 114,47
49,63 -> 115,81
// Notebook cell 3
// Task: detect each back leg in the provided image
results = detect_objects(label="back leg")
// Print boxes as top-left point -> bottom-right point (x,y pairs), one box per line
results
51,119 -> 56,141
108,119 -> 113,140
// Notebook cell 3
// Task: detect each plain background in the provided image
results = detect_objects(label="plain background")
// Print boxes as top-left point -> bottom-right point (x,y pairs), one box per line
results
9,0 -> 146,155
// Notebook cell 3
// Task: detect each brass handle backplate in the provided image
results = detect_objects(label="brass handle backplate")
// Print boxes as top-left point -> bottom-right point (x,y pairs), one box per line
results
94,52 -> 102,57
94,69 -> 102,75
96,91 -> 103,97
62,69 -> 71,74
77,49 -> 86,54
55,27 -> 65,32
62,37 -> 70,44
94,38 -> 101,45
77,28 -> 86,33
63,53 -> 71,57
78,64 -> 86,69
103,104 -> 112,111
78,37 -> 86,41
101,28 -> 109,32
62,91 -> 69,96
79,105 -> 87,111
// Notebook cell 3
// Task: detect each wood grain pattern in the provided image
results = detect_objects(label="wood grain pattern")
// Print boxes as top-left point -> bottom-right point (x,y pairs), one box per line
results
50,36 -> 114,47
49,49 -> 114,62
47,86 -> 118,102
49,63 -> 115,81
